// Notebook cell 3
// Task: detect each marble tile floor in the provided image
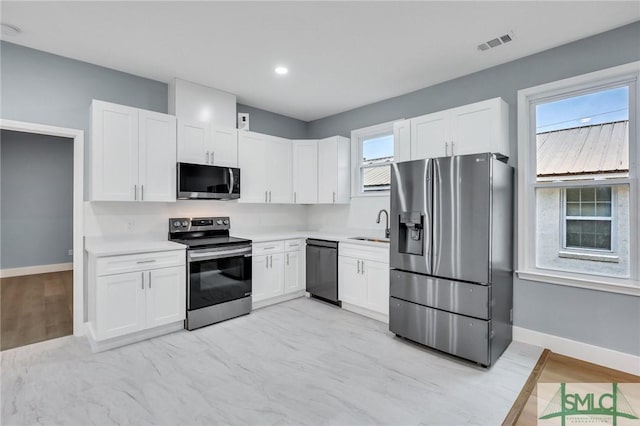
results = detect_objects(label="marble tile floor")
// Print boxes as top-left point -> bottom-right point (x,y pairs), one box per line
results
1,298 -> 542,425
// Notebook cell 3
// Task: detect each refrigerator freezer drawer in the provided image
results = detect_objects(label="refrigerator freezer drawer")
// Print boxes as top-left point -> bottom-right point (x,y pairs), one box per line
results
390,269 -> 490,320
389,297 -> 490,366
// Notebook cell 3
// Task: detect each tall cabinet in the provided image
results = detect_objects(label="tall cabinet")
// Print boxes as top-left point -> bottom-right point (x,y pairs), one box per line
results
318,136 -> 350,204
292,140 -> 319,204
90,100 -> 176,202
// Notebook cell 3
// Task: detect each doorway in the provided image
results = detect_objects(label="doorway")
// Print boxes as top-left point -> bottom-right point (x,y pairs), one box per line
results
0,130 -> 74,349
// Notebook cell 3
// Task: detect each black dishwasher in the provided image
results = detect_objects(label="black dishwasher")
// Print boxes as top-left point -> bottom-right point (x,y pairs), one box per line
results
306,239 -> 340,305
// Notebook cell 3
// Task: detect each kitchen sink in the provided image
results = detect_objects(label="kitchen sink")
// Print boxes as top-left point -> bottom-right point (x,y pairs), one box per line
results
349,237 -> 390,243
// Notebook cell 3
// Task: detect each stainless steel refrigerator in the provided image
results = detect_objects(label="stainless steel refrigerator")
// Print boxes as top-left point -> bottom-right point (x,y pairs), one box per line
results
389,153 -> 513,367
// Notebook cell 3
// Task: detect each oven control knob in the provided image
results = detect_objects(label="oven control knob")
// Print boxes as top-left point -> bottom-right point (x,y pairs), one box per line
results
182,220 -> 189,227
173,221 -> 181,227
223,219 -> 229,225
216,220 -> 223,225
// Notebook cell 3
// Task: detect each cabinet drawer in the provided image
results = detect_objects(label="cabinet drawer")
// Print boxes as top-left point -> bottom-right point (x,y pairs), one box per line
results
96,250 -> 185,276
390,270 -> 490,319
252,241 -> 285,255
339,243 -> 389,263
285,239 -> 304,252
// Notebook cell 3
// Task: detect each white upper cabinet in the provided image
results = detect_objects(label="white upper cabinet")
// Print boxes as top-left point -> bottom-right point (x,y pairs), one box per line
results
91,100 -> 176,202
292,140 -> 318,204
393,120 -> 412,163
239,132 -> 291,204
139,110 -> 177,202
238,131 -> 269,203
318,136 -> 350,204
268,136 -> 292,204
177,121 -> 238,167
211,125 -> 238,167
409,97 -> 509,160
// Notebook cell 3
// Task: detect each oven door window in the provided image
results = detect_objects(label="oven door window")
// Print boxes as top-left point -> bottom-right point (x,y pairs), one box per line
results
189,254 -> 252,310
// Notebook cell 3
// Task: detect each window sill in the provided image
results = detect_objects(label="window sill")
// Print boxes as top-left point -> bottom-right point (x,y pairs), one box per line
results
516,269 -> 640,297
558,251 -> 619,263
352,192 -> 390,198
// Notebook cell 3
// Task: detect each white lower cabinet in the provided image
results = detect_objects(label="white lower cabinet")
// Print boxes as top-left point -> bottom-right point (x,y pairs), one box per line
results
338,243 -> 389,322
252,239 -> 305,307
87,248 -> 186,350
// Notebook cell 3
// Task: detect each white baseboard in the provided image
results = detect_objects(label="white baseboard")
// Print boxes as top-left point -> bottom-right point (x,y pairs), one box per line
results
513,326 -> 640,376
86,321 -> 184,352
0,262 -> 73,278
252,291 -> 305,310
341,302 -> 389,324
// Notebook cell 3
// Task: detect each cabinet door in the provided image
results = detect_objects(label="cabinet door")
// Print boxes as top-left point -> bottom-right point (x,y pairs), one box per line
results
267,136 -> 292,204
284,250 -> 304,293
91,100 -> 139,201
318,137 -> 338,204
338,256 -> 365,306
96,271 -> 145,339
268,253 -> 285,298
146,266 -> 186,328
292,140 -> 318,204
138,110 -> 177,202
411,111 -> 450,160
211,125 -> 238,167
177,120 -> 209,165
451,101 -> 495,157
393,120 -> 411,163
238,132 -> 268,203
252,255 -> 269,302
364,260 -> 389,315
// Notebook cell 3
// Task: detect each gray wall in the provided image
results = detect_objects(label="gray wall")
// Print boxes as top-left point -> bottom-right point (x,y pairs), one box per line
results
1,130 -> 73,269
237,104 -> 308,139
306,22 -> 640,356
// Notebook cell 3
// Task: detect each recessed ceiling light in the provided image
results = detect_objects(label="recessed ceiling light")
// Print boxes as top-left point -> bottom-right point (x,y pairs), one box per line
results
275,66 -> 289,75
1,23 -> 22,37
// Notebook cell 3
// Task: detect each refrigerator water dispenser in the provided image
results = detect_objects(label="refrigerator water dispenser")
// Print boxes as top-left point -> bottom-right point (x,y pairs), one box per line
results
399,211 -> 424,255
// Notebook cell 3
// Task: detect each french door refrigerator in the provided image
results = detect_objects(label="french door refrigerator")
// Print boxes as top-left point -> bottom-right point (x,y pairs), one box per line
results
389,153 -> 513,367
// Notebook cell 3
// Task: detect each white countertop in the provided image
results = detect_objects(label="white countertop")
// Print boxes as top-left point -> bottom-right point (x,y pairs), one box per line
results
235,230 -> 390,249
85,237 -> 186,257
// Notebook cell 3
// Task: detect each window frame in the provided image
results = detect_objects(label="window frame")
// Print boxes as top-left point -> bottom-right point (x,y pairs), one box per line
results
350,121 -> 396,197
517,61 -> 640,296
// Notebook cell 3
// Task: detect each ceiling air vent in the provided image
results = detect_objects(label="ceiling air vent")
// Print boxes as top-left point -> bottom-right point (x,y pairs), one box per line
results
477,31 -> 514,52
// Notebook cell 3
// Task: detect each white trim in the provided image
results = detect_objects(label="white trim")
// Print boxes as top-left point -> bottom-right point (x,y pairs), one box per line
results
517,61 -> 640,293
0,263 -> 73,278
350,120 -> 396,198
0,119 -> 85,337
513,326 -> 640,376
86,321 -> 183,352
341,302 -> 388,324
252,291 -> 305,310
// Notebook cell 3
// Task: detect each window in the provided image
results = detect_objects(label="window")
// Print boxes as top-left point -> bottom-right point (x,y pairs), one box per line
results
518,62 -> 639,295
563,187 -> 614,252
351,121 -> 395,196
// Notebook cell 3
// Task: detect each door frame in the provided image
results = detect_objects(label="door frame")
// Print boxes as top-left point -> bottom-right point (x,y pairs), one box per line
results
0,119 -> 85,336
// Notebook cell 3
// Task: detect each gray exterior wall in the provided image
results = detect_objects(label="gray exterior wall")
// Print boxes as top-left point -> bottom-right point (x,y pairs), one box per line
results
1,130 -> 73,268
306,21 -> 640,356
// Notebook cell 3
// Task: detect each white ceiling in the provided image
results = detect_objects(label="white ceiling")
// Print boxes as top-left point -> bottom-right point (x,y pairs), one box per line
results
2,1 -> 639,121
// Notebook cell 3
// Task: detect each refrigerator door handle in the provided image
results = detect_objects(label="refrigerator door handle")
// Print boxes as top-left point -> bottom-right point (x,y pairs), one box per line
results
430,158 -> 439,271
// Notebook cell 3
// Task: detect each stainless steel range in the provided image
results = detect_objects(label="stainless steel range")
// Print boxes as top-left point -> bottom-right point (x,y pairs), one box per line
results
169,217 -> 252,330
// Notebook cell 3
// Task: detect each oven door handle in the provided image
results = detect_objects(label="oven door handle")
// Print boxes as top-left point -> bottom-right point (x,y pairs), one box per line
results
189,247 -> 252,261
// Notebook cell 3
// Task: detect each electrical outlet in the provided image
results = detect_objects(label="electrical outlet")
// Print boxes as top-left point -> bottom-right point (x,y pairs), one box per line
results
127,221 -> 136,232
68,249 -> 73,256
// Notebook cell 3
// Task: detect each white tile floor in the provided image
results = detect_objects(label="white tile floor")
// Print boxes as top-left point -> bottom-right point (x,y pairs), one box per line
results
2,298 -> 541,425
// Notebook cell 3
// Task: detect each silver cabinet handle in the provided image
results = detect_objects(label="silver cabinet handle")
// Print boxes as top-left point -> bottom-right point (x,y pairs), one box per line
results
286,253 -> 289,265
333,192 -> 336,203
134,184 -> 137,201
211,151 -> 214,165
451,141 -> 454,156
265,191 -> 268,203
141,184 -> 144,201
361,260 -> 365,274
269,191 -> 272,203
136,259 -> 156,264
148,271 -> 151,288
294,192 -> 296,203
265,257 -> 268,269
357,260 -> 360,274
141,271 -> 144,289
445,142 -> 448,156
206,151 -> 210,164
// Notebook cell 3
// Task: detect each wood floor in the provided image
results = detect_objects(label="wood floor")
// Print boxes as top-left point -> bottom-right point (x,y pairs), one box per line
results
0,271 -> 73,351
503,349 -> 640,425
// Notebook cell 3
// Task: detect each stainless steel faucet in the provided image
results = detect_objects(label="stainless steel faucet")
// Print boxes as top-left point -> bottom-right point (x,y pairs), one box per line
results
376,209 -> 390,239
